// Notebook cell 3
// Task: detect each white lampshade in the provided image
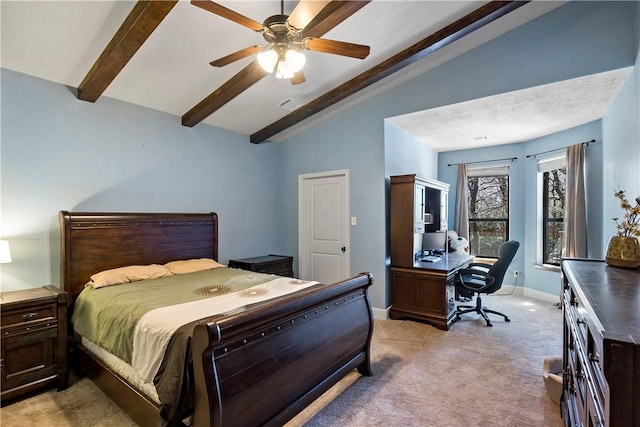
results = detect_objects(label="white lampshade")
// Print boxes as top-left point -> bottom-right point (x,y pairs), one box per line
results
285,49 -> 305,73
0,240 -> 11,264
275,60 -> 295,79
257,49 -> 278,73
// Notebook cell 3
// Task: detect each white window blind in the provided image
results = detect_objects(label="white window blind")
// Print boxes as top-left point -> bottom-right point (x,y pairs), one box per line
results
468,164 -> 509,177
537,155 -> 565,173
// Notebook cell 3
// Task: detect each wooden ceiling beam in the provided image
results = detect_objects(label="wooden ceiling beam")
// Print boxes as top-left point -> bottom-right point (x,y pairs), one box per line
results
302,0 -> 370,37
182,61 -> 268,127
181,0 -> 370,128
77,1 -> 178,102
250,1 -> 528,144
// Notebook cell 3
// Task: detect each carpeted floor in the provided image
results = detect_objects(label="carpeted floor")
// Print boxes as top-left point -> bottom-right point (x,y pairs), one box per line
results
0,292 -> 564,426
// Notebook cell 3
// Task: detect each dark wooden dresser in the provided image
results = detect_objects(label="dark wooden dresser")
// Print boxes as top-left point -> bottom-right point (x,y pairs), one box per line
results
561,259 -> 639,427
1,285 -> 68,403
228,254 -> 294,277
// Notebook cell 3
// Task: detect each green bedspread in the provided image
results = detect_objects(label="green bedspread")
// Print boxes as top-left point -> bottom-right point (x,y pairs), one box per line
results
71,267 -> 277,364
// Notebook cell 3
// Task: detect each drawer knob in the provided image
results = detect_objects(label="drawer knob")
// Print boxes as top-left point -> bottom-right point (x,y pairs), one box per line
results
22,312 -> 38,321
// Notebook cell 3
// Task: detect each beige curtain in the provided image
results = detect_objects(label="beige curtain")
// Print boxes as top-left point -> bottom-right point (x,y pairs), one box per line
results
454,164 -> 469,239
563,144 -> 587,258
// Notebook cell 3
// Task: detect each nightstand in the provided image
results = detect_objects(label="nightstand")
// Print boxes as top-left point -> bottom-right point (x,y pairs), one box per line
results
228,254 -> 294,277
1,286 -> 68,403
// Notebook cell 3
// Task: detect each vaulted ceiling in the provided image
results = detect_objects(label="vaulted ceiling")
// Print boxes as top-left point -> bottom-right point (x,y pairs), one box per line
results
3,1 -> 601,147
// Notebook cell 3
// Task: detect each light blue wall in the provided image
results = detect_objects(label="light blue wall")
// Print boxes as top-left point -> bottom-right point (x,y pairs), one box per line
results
438,121 -> 604,297
278,101 -> 387,307
602,18 -> 640,240
1,1 -> 638,311
281,0 -> 638,308
1,70 -> 283,291
383,121 -> 438,179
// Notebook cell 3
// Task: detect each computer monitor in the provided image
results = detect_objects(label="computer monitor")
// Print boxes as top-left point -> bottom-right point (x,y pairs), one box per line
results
422,231 -> 446,254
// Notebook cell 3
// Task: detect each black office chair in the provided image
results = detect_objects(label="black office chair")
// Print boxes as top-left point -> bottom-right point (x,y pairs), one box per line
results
454,240 -> 520,327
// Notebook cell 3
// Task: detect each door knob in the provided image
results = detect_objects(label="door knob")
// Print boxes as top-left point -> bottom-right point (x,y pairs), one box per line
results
341,246 -> 346,252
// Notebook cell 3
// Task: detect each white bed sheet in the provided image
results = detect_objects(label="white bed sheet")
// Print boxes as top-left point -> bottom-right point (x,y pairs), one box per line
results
81,336 -> 160,404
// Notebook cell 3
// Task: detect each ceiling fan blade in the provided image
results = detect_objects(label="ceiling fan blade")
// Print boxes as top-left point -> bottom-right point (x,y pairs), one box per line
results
210,45 -> 263,67
191,0 -> 264,32
290,71 -> 306,85
287,0 -> 331,30
302,0 -> 371,38
303,38 -> 370,59
183,0 -> 372,129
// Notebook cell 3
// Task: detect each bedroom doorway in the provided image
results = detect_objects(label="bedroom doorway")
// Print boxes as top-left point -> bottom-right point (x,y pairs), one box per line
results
298,170 -> 350,283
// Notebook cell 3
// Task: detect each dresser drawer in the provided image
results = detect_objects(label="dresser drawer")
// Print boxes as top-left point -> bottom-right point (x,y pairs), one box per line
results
565,288 -> 588,348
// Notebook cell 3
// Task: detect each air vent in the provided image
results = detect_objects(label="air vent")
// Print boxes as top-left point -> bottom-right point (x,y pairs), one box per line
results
277,98 -> 301,112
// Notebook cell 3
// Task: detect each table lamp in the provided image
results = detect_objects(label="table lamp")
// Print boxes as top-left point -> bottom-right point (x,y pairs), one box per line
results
0,240 -> 12,264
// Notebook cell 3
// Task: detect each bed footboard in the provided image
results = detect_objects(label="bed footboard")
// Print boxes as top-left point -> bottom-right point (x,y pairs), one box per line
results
192,272 -> 374,427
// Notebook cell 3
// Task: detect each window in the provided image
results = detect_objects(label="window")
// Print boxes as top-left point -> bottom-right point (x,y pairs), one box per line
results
467,165 -> 509,257
539,156 -> 566,265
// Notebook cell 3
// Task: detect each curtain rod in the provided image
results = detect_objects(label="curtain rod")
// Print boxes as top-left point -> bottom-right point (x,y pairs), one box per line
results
525,139 -> 596,159
448,156 -> 517,167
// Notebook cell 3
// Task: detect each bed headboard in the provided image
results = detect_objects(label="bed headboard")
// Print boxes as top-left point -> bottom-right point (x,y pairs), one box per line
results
59,211 -> 218,307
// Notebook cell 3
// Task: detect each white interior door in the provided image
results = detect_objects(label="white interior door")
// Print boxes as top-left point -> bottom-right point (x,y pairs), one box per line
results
299,170 -> 349,283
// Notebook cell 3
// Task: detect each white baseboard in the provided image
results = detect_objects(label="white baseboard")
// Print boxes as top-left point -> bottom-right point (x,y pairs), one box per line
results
373,286 -> 559,320
523,286 -> 561,304
492,284 -> 559,304
372,306 -> 389,320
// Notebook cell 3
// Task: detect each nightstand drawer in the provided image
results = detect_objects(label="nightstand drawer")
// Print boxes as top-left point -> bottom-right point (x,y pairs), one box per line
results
2,324 -> 57,390
2,303 -> 56,327
261,266 -> 291,276
2,320 -> 58,339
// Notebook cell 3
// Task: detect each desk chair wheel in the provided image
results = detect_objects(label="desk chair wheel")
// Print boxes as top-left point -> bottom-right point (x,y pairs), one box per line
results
455,304 -> 511,327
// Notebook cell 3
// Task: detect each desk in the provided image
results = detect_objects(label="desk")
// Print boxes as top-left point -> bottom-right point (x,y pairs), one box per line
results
389,253 -> 473,330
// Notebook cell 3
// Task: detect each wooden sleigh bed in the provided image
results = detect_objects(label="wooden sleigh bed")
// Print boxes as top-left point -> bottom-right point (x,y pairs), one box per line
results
59,211 -> 374,427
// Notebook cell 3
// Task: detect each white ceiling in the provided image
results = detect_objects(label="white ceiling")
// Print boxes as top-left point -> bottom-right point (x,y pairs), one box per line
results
387,67 -> 633,152
2,1 -> 624,149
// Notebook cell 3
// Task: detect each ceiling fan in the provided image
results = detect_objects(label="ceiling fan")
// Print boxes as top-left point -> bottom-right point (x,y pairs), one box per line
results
191,0 -> 371,84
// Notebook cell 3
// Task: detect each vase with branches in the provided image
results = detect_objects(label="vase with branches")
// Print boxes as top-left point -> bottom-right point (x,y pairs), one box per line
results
606,189 -> 640,268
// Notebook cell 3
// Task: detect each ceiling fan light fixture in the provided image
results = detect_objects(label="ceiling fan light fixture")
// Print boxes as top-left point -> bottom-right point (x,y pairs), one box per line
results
257,49 -> 279,73
285,49 -> 305,73
261,46 -> 305,79
275,60 -> 295,79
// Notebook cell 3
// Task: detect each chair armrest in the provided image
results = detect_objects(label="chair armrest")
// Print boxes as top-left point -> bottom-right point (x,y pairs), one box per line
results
456,269 -> 495,291
458,267 -> 491,277
467,262 -> 492,271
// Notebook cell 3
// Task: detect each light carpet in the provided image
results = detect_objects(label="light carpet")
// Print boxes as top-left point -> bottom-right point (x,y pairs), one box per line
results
1,292 -> 563,426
